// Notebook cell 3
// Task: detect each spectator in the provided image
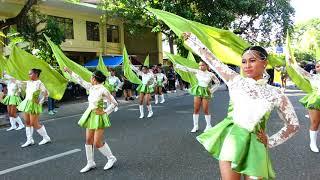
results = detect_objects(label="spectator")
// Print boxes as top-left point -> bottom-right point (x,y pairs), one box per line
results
167,65 -> 176,93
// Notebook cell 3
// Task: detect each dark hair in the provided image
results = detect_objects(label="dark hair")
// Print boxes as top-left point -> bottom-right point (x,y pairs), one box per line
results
142,66 -> 148,69
92,70 -> 106,83
31,68 -> 42,77
242,46 -> 268,60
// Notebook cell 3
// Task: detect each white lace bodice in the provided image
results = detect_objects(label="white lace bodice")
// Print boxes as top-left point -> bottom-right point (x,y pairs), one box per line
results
25,80 -> 47,104
71,72 -> 118,114
131,65 -> 155,85
0,79 -> 20,96
175,64 -> 220,89
156,73 -> 166,83
184,33 -> 299,148
7,81 -> 20,96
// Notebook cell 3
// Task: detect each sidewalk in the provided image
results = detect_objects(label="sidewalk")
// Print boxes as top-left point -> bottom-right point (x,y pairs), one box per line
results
0,89 -> 190,128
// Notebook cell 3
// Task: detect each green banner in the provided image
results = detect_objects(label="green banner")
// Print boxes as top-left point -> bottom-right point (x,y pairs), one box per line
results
166,52 -> 198,86
147,8 -> 284,67
8,46 -> 68,100
285,33 -> 313,93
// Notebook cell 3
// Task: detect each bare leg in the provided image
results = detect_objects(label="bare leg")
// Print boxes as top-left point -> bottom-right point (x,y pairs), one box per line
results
219,161 -> 241,180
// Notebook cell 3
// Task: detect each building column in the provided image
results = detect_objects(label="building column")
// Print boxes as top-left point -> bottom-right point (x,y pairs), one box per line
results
156,32 -> 163,65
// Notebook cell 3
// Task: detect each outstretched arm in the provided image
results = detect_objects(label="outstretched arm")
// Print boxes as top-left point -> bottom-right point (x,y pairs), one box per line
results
182,32 -> 238,83
174,64 -> 198,74
64,67 -> 92,90
131,65 -> 143,76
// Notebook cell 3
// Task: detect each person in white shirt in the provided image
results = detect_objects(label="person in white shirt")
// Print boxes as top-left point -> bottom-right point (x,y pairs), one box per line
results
293,62 -> 320,152
17,69 -> 51,148
175,61 -> 220,132
108,69 -> 122,112
154,68 -> 168,104
183,32 -> 299,179
0,73 -> 25,131
108,69 -> 122,97
131,65 -> 155,118
64,67 -> 118,173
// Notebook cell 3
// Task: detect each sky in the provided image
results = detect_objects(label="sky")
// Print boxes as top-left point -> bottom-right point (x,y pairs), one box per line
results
291,0 -> 320,23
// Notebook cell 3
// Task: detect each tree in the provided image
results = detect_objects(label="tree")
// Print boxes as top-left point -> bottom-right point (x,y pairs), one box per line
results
5,9 -> 65,66
292,18 -> 320,61
88,0 -> 293,54
0,0 -> 38,29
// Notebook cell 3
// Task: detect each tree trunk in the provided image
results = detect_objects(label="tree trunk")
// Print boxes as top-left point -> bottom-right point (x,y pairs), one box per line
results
0,0 -> 38,29
169,36 -> 174,54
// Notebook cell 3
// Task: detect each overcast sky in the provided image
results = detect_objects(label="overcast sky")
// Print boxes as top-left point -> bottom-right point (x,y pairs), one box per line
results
291,0 -> 320,23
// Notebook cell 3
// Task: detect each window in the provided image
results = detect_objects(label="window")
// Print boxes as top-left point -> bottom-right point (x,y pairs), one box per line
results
107,24 -> 119,43
86,21 -> 100,41
51,16 -> 74,39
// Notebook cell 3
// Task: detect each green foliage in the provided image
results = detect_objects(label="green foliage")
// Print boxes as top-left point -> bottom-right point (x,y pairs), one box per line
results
14,9 -> 65,66
96,0 -> 293,45
292,18 -> 320,62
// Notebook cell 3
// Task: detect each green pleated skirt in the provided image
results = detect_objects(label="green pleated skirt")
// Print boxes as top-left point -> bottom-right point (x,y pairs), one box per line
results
299,91 -> 320,110
137,84 -> 154,94
189,85 -> 211,99
78,108 -> 111,129
2,95 -> 22,106
197,118 -> 275,179
17,99 -> 43,114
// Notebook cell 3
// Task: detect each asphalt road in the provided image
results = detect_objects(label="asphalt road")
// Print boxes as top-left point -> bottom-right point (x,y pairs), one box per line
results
0,88 -> 318,180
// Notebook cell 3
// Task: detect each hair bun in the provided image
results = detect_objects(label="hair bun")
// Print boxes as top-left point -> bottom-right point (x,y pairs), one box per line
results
93,70 -> 106,83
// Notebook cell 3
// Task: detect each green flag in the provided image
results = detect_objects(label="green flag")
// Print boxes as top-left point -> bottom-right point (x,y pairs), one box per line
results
8,46 -> 68,100
285,33 -> 313,93
45,35 -> 113,91
187,51 -> 196,62
143,55 -> 150,67
166,52 -> 198,86
122,46 -> 142,84
97,54 -> 110,77
147,8 -> 284,67
0,54 -> 7,78
45,34 -> 92,82
96,54 -> 113,91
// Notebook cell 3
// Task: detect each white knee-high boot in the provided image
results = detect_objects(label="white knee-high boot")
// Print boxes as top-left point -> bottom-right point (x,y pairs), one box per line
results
37,125 -> 51,145
204,115 -> 212,132
80,144 -> 96,173
155,95 -> 159,104
21,127 -> 34,148
7,117 -> 17,131
147,105 -> 153,118
98,143 -> 117,170
160,94 -> 165,103
191,114 -> 199,133
15,116 -> 25,130
139,105 -> 144,118
310,130 -> 319,152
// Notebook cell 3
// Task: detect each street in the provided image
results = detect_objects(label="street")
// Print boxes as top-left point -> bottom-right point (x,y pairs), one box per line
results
0,88 -> 318,180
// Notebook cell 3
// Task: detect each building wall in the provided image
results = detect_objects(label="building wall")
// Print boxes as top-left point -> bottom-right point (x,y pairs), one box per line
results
0,0 -> 163,64
39,5 -> 124,56
124,29 -> 163,65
